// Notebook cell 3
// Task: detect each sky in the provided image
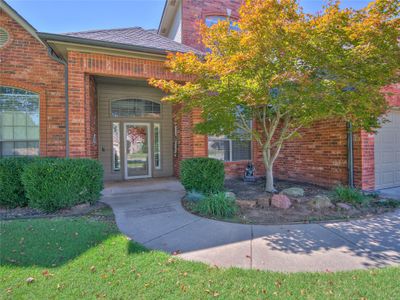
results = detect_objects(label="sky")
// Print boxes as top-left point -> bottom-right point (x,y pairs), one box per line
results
6,0 -> 372,33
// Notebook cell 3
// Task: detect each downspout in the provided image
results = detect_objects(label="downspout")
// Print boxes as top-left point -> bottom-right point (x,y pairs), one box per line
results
347,122 -> 354,188
47,48 -> 69,157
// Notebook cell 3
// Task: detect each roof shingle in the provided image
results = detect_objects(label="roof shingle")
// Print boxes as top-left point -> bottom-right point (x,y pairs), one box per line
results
63,27 -> 199,54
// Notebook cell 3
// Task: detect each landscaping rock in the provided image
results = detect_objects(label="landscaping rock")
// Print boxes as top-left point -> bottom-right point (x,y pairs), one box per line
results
281,187 -> 305,197
225,191 -> 236,200
308,195 -> 333,209
337,203 -> 353,210
256,195 -> 272,208
236,199 -> 257,209
271,194 -> 292,209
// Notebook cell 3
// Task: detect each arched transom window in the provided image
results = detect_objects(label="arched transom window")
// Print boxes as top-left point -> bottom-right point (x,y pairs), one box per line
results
0,86 -> 40,157
111,99 -> 161,118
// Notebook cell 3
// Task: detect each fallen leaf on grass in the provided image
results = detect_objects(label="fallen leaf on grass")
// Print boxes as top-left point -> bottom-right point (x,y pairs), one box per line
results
166,258 -> 176,264
42,270 -> 54,277
90,266 -> 96,272
26,277 -> 35,284
180,284 -> 188,292
262,288 -> 267,294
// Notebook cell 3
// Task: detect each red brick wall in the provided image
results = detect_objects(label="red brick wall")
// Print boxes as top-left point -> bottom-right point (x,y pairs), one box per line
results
182,0 -> 242,50
0,9 -> 66,157
353,130 -> 375,190
224,120 -> 349,188
84,75 -> 98,158
383,83 -> 400,107
274,121 -> 348,187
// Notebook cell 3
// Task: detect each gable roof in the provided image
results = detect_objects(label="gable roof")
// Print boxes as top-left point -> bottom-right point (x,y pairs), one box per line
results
0,0 -> 45,46
158,0 -> 181,36
59,27 -> 199,54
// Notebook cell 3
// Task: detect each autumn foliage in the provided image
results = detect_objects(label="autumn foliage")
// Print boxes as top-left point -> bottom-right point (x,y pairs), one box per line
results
150,0 -> 400,192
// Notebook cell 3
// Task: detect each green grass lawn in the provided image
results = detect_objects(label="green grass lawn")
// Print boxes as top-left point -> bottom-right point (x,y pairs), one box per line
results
1,210 -> 399,299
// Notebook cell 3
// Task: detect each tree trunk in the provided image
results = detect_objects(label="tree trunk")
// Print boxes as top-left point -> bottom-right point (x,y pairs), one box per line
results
265,165 -> 276,193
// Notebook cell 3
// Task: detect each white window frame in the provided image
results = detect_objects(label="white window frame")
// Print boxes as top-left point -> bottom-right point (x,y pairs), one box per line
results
124,122 -> 152,179
154,123 -> 161,170
0,86 -> 40,157
112,122 -> 121,171
208,136 -> 252,162
208,116 -> 253,162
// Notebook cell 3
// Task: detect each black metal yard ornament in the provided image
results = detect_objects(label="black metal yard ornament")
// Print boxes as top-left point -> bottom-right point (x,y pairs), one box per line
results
244,161 -> 256,182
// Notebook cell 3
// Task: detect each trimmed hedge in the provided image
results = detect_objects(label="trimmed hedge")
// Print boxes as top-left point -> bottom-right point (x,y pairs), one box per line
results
22,158 -> 103,212
0,157 -> 36,208
180,158 -> 225,194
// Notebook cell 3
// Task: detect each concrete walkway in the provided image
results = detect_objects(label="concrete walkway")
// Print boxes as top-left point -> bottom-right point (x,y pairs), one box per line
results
101,178 -> 400,272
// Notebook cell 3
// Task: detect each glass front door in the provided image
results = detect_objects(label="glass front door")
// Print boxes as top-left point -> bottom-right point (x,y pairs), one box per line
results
124,123 -> 151,179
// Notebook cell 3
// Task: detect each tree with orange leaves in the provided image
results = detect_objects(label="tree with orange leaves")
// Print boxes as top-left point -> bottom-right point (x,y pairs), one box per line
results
150,0 -> 399,192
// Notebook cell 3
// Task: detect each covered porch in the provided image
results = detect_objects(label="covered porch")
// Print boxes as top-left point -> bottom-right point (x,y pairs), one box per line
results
94,76 -> 174,181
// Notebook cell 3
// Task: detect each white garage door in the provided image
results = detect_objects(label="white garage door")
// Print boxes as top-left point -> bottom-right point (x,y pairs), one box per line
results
374,110 -> 400,190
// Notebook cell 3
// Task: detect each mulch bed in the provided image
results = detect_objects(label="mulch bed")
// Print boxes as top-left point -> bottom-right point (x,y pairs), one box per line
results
224,178 -> 395,224
182,178 -> 396,225
0,202 -> 107,220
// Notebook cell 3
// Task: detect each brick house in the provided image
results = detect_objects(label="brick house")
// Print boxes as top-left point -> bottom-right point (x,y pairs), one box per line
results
1,0 -> 399,191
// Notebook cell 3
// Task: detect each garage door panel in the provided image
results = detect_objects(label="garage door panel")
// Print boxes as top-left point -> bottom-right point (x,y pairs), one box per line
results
382,172 -> 395,186
374,110 -> 400,190
382,151 -> 396,163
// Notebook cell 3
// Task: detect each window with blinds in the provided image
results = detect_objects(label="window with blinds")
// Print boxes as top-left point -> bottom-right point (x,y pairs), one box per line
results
208,138 -> 251,162
111,99 -> 160,118
0,86 -> 40,157
208,118 -> 252,162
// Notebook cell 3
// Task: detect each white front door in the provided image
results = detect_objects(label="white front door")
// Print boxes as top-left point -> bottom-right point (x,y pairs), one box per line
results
124,123 -> 151,179
374,110 -> 400,189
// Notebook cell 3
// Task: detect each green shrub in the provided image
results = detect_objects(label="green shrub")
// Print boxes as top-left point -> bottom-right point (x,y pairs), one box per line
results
180,158 -> 225,194
374,199 -> 400,208
186,190 -> 206,202
22,158 -> 103,212
332,185 -> 371,206
194,192 -> 237,218
0,157 -> 36,208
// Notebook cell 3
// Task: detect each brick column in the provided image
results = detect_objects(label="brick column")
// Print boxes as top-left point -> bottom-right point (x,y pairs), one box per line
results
353,130 -> 375,191
68,52 -> 87,157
